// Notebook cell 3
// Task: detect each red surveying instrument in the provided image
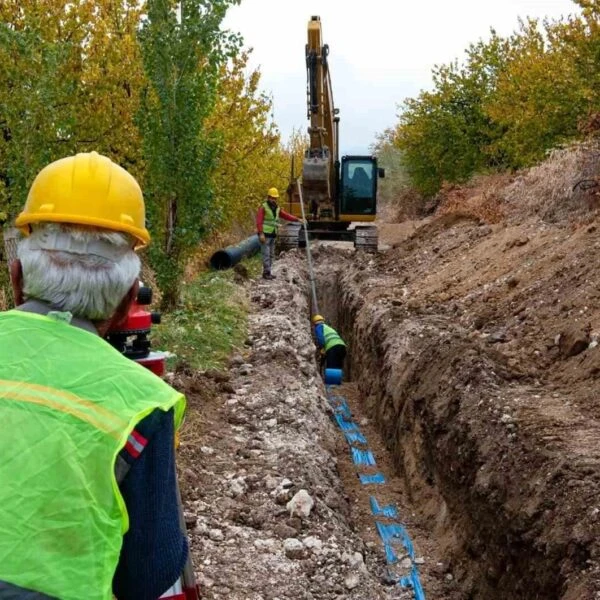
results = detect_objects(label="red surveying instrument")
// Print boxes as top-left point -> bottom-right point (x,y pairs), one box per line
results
106,284 -> 166,376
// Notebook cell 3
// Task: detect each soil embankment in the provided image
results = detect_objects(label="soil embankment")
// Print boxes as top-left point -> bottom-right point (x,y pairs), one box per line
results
314,161 -> 600,598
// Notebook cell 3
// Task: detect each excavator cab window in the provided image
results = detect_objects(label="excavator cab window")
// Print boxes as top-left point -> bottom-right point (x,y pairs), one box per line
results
340,158 -> 377,216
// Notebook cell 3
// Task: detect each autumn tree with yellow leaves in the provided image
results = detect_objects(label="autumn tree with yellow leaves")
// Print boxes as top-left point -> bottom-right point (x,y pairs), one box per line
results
0,0 -> 297,308
207,51 -> 288,233
392,0 -> 600,196
0,0 -> 145,217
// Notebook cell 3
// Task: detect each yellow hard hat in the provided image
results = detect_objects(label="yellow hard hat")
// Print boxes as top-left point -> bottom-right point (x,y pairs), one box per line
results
15,151 -> 150,249
267,187 -> 279,198
312,314 -> 325,324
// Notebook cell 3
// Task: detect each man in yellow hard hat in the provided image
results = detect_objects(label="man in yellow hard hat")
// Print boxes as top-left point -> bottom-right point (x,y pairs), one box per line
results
312,313 -> 347,372
256,186 -> 304,280
0,152 -> 190,599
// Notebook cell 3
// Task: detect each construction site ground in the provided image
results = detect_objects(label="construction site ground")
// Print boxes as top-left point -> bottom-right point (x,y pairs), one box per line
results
174,142 -> 600,599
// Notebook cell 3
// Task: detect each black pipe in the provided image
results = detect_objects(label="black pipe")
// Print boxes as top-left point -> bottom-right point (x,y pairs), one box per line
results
209,234 -> 261,270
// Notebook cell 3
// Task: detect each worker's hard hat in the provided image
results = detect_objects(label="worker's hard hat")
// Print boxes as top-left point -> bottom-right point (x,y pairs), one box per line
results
312,314 -> 325,324
15,151 -> 150,249
267,187 -> 279,199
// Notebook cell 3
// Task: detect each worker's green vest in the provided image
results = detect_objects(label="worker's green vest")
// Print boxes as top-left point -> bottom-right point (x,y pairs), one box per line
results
262,201 -> 281,235
322,323 -> 346,351
0,310 -> 186,600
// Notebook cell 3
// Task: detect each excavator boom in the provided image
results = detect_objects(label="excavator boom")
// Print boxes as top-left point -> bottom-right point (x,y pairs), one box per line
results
303,16 -> 338,219
282,16 -> 383,252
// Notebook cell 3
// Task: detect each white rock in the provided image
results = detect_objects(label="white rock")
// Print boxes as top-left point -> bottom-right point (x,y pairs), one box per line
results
303,536 -> 323,552
229,478 -> 246,497
344,573 -> 360,590
286,489 -> 315,518
254,538 -> 276,551
194,522 -> 209,535
209,529 -> 224,542
283,538 -> 305,559
348,551 -> 366,572
264,475 -> 279,490
197,573 -> 215,588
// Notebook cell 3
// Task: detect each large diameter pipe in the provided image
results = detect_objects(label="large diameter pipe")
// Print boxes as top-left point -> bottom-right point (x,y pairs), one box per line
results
210,234 -> 261,270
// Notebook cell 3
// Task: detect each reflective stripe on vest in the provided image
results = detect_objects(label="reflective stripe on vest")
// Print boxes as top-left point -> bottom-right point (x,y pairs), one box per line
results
160,577 -> 185,599
0,310 -> 186,600
262,201 -> 280,235
322,324 -> 345,352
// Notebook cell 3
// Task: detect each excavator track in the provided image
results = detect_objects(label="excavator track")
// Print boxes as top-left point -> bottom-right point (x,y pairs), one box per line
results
354,226 -> 378,252
278,223 -> 302,251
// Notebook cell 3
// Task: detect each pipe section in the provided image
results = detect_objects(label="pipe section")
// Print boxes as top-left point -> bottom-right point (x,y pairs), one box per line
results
209,234 -> 261,271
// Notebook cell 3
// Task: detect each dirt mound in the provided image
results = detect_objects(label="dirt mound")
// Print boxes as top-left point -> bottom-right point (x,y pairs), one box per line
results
502,140 -> 600,224
428,140 -> 600,229
435,174 -> 512,225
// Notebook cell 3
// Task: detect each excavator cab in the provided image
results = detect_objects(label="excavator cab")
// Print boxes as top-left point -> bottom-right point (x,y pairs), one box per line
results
339,156 -> 380,217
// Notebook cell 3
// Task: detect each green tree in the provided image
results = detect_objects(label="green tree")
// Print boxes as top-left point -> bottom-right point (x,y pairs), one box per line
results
392,5 -> 600,196
394,31 -> 510,195
485,18 -> 587,167
137,0 -> 240,309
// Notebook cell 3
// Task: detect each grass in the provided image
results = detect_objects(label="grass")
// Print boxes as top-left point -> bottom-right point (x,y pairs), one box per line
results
150,255 -> 261,371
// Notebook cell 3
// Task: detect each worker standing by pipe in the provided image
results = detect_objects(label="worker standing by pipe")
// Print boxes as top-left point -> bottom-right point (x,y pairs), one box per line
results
256,187 -> 304,280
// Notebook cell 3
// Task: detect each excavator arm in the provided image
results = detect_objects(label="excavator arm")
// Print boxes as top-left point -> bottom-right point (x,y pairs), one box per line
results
281,16 -> 382,252
302,16 -> 339,219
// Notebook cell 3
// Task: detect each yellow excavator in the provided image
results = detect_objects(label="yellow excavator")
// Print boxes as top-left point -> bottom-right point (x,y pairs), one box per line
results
282,15 -> 384,251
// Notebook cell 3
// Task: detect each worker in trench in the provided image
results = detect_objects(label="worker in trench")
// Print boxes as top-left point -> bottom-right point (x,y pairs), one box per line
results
256,186 -> 304,280
0,152 -> 191,600
312,314 -> 347,374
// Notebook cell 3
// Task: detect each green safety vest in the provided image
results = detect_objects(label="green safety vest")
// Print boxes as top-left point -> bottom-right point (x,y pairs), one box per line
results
322,323 -> 346,352
262,201 -> 281,235
0,310 -> 186,600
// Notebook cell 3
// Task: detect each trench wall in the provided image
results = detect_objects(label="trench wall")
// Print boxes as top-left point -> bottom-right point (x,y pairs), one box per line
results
312,258 -> 597,600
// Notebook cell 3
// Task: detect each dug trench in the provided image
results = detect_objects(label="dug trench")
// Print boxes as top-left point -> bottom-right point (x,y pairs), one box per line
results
174,253 -> 422,600
309,216 -> 600,600
173,213 -> 600,599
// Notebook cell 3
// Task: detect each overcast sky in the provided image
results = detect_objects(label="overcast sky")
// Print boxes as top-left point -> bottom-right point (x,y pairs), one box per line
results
223,0 -> 581,155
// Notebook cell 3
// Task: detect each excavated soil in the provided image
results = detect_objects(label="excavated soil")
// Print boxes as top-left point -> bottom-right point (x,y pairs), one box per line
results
172,141 -> 600,600
172,260 -> 422,600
